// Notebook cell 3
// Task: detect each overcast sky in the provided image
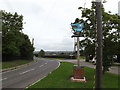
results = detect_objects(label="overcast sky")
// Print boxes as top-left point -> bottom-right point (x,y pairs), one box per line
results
0,0 -> 119,51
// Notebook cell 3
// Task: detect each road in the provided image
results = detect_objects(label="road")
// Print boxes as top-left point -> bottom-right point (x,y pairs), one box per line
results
2,58 -> 60,89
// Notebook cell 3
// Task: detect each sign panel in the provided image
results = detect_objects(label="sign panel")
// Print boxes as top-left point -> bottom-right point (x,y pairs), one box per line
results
71,22 -> 84,32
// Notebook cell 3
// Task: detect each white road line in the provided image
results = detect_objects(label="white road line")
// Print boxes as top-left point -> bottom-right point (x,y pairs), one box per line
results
42,67 -> 49,71
0,78 -> 7,81
25,75 -> 46,89
19,69 -> 35,75
39,63 -> 48,68
39,65 -> 44,67
25,61 -> 61,89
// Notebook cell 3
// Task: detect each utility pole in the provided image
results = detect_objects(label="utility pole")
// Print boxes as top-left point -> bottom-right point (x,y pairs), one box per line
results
32,38 -> 34,46
74,38 -> 76,54
77,37 -> 80,66
94,0 -> 103,89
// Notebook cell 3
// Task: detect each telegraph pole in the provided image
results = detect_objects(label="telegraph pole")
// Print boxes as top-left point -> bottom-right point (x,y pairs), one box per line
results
95,0 -> 103,89
32,38 -> 34,46
77,37 -> 80,66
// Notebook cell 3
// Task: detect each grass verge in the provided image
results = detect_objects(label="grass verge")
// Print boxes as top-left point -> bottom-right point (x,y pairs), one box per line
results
2,59 -> 33,69
27,62 -> 119,89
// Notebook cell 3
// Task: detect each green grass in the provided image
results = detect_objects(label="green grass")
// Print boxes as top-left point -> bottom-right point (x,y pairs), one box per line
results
27,62 -> 119,89
2,59 -> 33,69
80,56 -> 85,59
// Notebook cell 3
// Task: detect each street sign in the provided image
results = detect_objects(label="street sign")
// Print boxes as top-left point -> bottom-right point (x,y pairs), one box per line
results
71,22 -> 84,32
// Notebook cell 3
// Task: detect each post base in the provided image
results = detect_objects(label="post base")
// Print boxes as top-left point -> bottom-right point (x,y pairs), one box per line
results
70,77 -> 86,82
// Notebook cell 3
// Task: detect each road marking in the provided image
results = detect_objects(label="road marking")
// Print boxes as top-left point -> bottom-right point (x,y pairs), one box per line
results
19,69 -> 35,75
42,67 -> 49,71
0,78 -> 7,81
25,75 -> 46,89
42,62 -> 58,71
25,61 -> 61,89
39,63 -> 48,68
45,63 -> 47,64
39,65 -> 44,67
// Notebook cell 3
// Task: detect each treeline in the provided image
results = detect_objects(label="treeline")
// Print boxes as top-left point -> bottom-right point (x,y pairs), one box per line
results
77,3 -> 120,73
2,10 -> 34,61
34,50 -> 76,59
43,55 -> 76,59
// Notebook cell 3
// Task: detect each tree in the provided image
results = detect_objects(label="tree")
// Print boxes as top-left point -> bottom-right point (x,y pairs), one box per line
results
1,10 -> 34,60
78,3 -> 120,73
39,49 -> 45,57
2,11 -> 23,60
19,34 -> 34,60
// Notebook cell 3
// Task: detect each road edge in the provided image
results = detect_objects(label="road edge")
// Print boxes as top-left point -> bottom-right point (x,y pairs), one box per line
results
1,60 -> 37,73
25,61 -> 61,89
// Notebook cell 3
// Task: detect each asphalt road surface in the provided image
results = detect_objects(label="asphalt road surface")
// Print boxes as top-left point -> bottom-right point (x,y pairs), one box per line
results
2,57 -> 59,89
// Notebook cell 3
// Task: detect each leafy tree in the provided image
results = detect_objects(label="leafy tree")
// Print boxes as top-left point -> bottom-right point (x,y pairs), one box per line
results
2,11 -> 23,59
19,34 -> 34,60
1,10 -> 34,60
39,49 -> 45,57
78,3 -> 120,73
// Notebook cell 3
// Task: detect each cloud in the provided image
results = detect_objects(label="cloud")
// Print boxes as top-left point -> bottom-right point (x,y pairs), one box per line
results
35,37 -> 74,51
0,0 -> 119,51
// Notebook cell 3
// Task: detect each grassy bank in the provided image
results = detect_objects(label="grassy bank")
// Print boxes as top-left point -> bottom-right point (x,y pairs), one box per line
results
2,59 -> 33,69
27,62 -> 119,89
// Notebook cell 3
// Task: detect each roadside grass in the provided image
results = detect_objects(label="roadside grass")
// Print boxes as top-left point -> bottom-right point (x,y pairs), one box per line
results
2,59 -> 33,69
80,56 -> 86,59
27,62 -> 119,89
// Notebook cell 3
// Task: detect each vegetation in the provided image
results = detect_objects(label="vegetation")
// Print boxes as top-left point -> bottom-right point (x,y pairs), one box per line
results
77,3 -> 120,73
27,62 -> 119,88
1,10 -> 34,61
44,57 -> 75,60
44,56 -> 85,60
38,49 -> 45,57
2,59 -> 33,69
43,55 -> 76,59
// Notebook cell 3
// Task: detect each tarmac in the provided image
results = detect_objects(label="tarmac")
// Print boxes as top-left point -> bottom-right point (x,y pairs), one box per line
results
1,59 -> 119,75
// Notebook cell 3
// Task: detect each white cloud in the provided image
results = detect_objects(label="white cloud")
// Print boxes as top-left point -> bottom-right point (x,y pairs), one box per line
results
0,0 -> 119,51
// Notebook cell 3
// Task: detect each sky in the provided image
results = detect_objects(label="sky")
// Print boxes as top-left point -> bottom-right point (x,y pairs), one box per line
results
0,0 -> 119,51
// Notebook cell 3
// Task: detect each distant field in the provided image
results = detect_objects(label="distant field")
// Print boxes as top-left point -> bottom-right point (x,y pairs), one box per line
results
2,59 -> 33,69
44,57 -> 75,60
27,62 -> 119,89
44,56 -> 85,60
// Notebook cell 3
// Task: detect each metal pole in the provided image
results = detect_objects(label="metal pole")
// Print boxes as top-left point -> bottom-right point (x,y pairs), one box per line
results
73,37 -> 76,59
32,38 -> 34,45
77,37 -> 80,66
95,1 -> 103,89
74,37 -> 76,53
